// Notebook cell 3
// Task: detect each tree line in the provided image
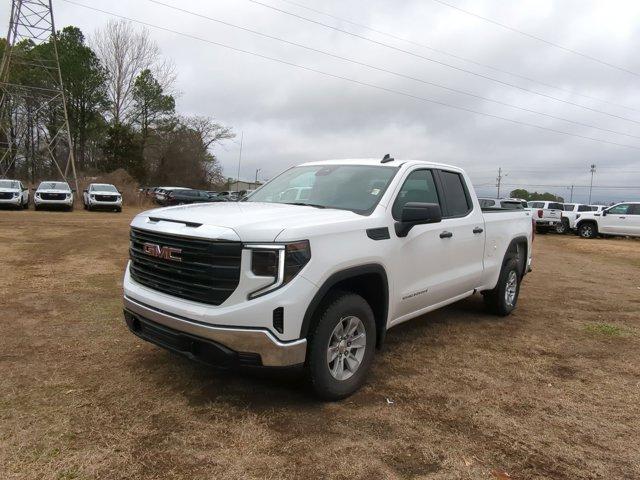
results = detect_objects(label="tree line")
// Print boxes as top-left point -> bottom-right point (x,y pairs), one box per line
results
1,20 -> 234,188
509,189 -> 564,202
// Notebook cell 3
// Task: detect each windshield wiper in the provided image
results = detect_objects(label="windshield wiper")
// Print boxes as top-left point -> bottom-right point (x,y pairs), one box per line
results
285,202 -> 326,209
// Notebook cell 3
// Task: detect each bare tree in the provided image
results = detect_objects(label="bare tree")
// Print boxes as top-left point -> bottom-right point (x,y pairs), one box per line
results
183,115 -> 235,150
92,19 -> 175,124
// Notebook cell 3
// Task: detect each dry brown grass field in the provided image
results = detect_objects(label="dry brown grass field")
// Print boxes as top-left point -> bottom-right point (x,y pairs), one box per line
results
1,207 -> 639,479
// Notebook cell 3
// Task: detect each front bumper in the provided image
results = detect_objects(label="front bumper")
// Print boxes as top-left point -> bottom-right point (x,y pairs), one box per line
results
88,199 -> 122,208
0,196 -> 21,205
34,197 -> 73,206
124,295 -> 307,367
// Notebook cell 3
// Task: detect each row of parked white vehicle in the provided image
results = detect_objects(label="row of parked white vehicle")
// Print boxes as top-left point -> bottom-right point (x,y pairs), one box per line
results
0,179 -> 123,212
479,197 -> 639,239
525,200 -> 639,238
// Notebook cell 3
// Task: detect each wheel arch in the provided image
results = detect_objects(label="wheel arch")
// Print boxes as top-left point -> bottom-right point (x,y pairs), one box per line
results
301,264 -> 389,349
505,236 -> 528,278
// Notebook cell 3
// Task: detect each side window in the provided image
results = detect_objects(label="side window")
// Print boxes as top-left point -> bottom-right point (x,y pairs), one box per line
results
630,204 -> 640,215
529,202 -> 543,208
439,170 -> 471,217
577,205 -> 591,212
392,169 -> 440,220
608,204 -> 631,215
479,199 -> 494,208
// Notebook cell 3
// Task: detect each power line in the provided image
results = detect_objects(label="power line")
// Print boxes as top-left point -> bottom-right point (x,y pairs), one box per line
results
274,0 -> 640,114
430,0 -> 640,78
61,0 -> 640,151
147,0 -> 640,141
246,0 -> 640,126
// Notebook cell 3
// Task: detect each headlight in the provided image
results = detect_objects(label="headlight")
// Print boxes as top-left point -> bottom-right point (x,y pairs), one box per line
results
35,192 -> 40,198
13,192 -> 20,198
247,240 -> 311,299
90,194 -> 95,199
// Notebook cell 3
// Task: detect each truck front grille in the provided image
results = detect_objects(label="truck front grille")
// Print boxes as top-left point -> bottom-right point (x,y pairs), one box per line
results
129,227 -> 242,306
0,192 -> 13,199
40,193 -> 66,200
95,194 -> 118,201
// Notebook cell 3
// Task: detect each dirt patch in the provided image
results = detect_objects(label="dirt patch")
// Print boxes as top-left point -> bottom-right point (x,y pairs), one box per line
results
1,212 -> 639,479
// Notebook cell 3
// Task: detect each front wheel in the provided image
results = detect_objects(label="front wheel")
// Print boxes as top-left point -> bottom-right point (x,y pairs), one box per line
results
483,257 -> 521,316
579,222 -> 597,239
308,292 -> 376,400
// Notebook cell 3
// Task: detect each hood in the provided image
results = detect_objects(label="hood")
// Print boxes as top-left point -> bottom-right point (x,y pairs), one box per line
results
36,189 -> 71,194
135,202 -> 365,242
90,190 -> 120,195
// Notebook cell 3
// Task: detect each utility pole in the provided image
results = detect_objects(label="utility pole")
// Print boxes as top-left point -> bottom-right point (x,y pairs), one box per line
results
588,164 -> 596,204
496,167 -> 506,198
254,168 -> 261,188
0,0 -> 78,196
235,131 -> 243,193
568,184 -> 574,202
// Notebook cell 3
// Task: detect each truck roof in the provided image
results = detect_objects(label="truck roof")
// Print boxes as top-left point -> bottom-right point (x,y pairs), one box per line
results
299,158 -> 464,172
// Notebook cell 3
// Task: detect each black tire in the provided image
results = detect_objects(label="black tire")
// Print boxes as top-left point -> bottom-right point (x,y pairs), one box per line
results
483,257 -> 521,316
67,204 -> 74,212
34,204 -> 40,211
308,292 -> 377,400
578,222 -> 597,239
555,219 -> 569,234
116,207 -> 122,213
83,202 -> 88,210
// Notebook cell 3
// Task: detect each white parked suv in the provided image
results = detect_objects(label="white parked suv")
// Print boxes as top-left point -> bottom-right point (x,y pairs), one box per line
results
557,203 -> 594,233
33,181 -> 74,211
0,179 -> 29,209
83,183 -> 123,212
527,201 -> 564,233
575,202 -> 640,238
123,158 -> 533,399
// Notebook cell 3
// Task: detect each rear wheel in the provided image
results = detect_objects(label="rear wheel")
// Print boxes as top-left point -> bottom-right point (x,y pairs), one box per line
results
483,257 -> 521,316
555,219 -> 569,234
308,292 -> 376,400
579,222 -> 597,239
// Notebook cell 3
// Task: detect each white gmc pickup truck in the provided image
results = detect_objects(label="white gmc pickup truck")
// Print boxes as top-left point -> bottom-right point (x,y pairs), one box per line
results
123,158 -> 533,399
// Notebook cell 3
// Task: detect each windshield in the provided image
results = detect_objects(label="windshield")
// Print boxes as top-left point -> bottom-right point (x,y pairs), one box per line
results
38,182 -> 70,191
501,201 -> 524,210
0,180 -> 19,189
91,184 -> 117,192
246,164 -> 398,214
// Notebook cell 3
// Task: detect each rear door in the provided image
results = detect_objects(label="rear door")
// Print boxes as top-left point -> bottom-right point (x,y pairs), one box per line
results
435,169 -> 485,295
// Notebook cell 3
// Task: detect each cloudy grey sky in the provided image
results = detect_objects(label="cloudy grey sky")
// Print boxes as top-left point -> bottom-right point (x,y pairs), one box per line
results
5,0 -> 640,202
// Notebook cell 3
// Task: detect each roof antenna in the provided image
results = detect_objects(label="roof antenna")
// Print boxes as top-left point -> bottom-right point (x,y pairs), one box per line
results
381,154 -> 394,163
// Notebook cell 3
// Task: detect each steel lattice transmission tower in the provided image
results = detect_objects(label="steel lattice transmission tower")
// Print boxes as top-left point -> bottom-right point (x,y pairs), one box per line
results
0,0 -> 78,192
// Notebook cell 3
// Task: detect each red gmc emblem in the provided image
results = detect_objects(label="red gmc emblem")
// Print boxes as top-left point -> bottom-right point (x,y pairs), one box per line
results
143,242 -> 182,262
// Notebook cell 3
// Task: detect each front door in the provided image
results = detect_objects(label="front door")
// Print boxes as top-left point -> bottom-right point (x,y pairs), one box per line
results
600,204 -> 632,235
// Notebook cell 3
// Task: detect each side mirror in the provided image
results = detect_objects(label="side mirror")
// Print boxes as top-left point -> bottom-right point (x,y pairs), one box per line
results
602,209 -> 607,216
395,202 -> 442,237
83,189 -> 88,193
71,189 -> 76,193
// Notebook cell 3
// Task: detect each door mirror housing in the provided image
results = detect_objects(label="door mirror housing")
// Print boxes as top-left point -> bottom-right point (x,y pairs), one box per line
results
395,202 -> 442,237
602,209 -> 608,216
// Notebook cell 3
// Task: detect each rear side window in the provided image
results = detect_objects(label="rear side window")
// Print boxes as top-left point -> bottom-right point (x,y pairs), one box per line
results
479,199 -> 495,208
548,202 -> 564,210
439,170 -> 471,217
392,169 -> 440,219
577,205 -> 591,212
529,202 -> 544,208
630,204 -> 640,215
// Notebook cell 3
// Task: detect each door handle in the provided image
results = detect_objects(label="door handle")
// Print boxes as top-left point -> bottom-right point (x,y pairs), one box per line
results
439,231 -> 453,239
473,227 -> 484,234
619,216 -> 626,219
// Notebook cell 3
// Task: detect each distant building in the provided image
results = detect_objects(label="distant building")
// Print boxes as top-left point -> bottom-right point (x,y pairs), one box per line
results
226,179 -> 263,191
